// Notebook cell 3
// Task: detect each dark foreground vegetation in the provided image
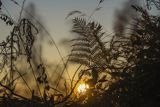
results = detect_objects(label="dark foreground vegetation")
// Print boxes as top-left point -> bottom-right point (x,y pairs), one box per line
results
0,0 -> 160,107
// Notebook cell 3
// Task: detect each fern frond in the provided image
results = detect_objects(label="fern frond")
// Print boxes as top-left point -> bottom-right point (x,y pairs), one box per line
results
72,42 -> 90,47
71,37 -> 88,42
70,17 -> 108,66
72,47 -> 90,53
72,17 -> 87,33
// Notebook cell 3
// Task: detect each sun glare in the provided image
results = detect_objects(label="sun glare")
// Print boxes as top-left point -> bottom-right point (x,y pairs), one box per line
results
77,83 -> 89,93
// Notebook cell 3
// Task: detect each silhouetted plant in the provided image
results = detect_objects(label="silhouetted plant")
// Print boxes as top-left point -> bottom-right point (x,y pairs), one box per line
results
70,17 -> 108,67
67,0 -> 160,106
146,0 -> 160,10
1,0 -> 160,107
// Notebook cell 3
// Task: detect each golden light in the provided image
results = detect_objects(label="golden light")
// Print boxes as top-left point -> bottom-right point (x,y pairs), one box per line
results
77,83 -> 89,93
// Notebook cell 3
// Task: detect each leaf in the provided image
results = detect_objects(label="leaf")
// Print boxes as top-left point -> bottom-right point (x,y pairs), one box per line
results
72,47 -> 90,53
99,0 -> 104,4
65,10 -> 82,19
131,5 -> 138,11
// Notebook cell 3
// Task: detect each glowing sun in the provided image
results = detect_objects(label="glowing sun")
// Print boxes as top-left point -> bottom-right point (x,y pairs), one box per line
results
77,83 -> 89,93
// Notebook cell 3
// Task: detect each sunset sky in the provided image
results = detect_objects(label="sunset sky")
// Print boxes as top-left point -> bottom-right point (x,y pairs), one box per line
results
0,0 -> 154,96
0,0 -> 145,63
